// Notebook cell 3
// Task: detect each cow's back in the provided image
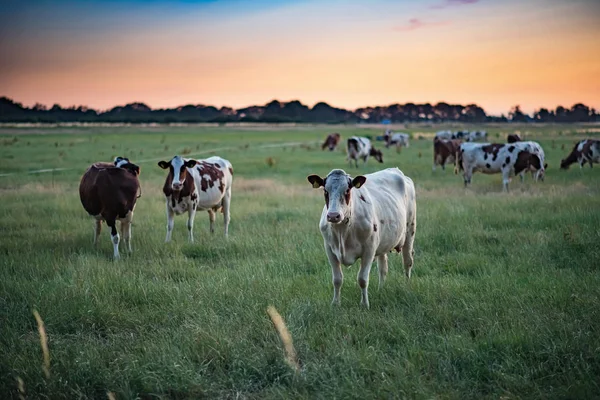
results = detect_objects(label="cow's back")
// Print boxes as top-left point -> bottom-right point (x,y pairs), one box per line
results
80,164 -> 140,219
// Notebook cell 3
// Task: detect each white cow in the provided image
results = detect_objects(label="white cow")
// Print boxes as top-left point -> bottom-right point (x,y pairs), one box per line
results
456,143 -> 544,191
435,130 -> 453,140
158,155 -> 233,242
511,141 -> 547,181
560,139 -> 600,169
384,130 -> 410,150
346,136 -> 383,167
468,130 -> 488,142
307,168 -> 417,308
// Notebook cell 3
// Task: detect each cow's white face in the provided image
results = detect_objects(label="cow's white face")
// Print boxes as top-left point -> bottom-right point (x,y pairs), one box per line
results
158,156 -> 197,191
308,169 -> 366,224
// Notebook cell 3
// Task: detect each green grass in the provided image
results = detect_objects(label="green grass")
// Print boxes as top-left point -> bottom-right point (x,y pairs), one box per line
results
1,124 -> 599,399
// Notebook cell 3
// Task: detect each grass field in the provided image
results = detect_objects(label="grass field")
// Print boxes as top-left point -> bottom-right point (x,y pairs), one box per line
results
1,124 -> 599,399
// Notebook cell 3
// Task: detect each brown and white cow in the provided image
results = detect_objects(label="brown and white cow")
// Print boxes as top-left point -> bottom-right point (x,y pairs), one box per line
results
79,157 -> 141,259
456,143 -> 544,191
433,137 -> 461,171
307,168 -> 417,308
560,139 -> 600,169
322,133 -> 341,151
158,155 -> 233,242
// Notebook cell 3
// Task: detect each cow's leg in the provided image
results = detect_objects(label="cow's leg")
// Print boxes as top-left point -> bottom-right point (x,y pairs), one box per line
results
403,218 -> 416,279
377,254 -> 388,289
187,205 -> 197,243
106,218 -> 120,260
357,250 -> 376,308
208,209 -> 216,234
120,212 -> 133,253
165,204 -> 175,243
93,219 -> 102,246
222,187 -> 232,237
502,169 -> 510,192
520,171 -> 525,182
325,244 -> 343,306
464,167 -> 473,187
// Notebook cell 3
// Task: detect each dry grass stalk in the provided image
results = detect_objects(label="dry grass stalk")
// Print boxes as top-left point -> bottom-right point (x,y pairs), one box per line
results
266,306 -> 300,373
107,391 -> 117,400
17,377 -> 25,400
33,310 -> 50,379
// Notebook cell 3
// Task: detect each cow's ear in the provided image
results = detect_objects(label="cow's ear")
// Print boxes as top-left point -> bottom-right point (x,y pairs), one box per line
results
158,161 -> 170,169
544,163 -> 548,169
131,165 -> 141,176
185,159 -> 197,168
307,174 -> 324,188
352,175 -> 367,189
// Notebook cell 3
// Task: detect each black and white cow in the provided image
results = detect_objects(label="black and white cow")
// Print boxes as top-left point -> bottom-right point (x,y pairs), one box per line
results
346,136 -> 383,168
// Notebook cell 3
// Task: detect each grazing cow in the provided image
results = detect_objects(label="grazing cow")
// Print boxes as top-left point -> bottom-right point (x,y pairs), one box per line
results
307,168 -> 416,308
158,155 -> 233,242
79,157 -> 141,259
507,134 -> 522,143
511,141 -> 547,181
322,133 -> 341,151
468,130 -> 488,142
560,139 -> 600,169
384,130 -> 410,150
347,136 -> 383,167
456,143 -> 544,191
433,137 -> 461,171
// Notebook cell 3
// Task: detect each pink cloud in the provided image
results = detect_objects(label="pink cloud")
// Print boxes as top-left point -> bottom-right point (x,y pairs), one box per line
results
393,18 -> 451,32
430,0 -> 479,10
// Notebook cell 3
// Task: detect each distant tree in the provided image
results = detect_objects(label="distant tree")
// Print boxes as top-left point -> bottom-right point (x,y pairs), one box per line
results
509,105 -> 528,122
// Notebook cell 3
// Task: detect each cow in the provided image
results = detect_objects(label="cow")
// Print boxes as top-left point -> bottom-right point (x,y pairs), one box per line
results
468,130 -> 487,142
158,155 -> 233,243
79,157 -> 141,259
307,168 -> 416,308
511,141 -> 547,181
456,143 -> 544,191
322,133 -> 341,151
560,139 -> 600,169
433,137 -> 461,171
384,130 -> 410,151
347,136 -> 383,168
435,130 -> 453,140
507,134 -> 522,143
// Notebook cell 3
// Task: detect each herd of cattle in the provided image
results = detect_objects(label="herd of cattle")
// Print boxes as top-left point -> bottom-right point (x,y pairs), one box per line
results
78,131 -> 599,307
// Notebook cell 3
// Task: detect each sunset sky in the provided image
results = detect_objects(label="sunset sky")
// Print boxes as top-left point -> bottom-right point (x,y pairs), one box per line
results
1,0 -> 599,115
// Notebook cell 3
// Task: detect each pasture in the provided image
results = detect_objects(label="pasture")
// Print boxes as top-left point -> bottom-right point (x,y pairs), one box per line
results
1,124 -> 599,399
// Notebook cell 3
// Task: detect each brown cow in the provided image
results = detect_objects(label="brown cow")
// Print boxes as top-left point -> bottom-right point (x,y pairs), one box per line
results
507,134 -> 522,143
79,157 -> 141,259
433,137 -> 461,171
322,133 -> 341,151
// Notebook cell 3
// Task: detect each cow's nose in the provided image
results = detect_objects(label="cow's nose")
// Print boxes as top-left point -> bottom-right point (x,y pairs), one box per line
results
327,212 -> 342,223
172,182 -> 182,190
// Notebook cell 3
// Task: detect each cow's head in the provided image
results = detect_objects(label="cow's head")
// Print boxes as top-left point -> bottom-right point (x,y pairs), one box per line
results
158,156 -> 197,191
114,156 -> 140,176
307,169 -> 366,224
370,148 -> 384,163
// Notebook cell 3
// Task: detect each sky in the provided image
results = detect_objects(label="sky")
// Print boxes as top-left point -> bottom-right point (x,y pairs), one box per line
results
0,0 -> 599,115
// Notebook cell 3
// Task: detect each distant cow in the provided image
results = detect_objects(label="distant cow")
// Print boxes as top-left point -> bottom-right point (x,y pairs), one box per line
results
468,130 -> 487,142
158,155 -> 233,242
307,168 -> 416,308
347,136 -> 383,167
384,130 -> 410,151
511,141 -> 547,181
433,137 -> 461,171
560,139 -> 600,169
435,130 -> 453,140
456,143 -> 544,191
507,134 -> 522,143
322,133 -> 341,151
79,157 -> 141,259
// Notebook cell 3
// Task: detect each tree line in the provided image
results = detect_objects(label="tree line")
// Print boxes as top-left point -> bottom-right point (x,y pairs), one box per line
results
0,97 -> 597,124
